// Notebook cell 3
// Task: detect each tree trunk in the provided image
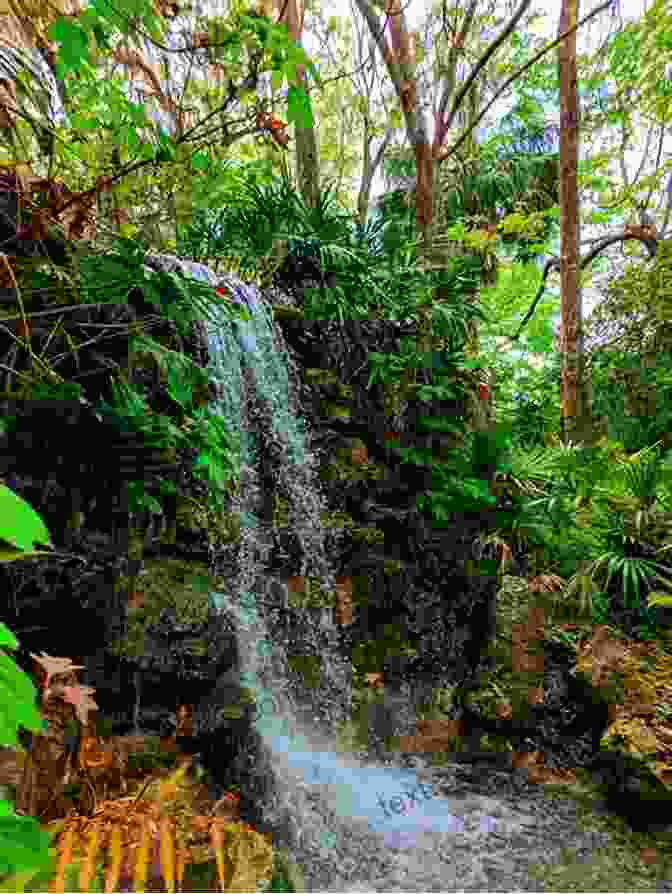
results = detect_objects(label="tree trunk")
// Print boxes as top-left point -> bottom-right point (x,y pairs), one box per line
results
294,118 -> 320,210
558,0 -> 591,444
356,127 -> 393,227
263,0 -> 320,208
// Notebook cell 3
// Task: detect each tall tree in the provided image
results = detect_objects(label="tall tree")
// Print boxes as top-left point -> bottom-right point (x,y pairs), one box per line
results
351,0 -> 532,407
349,0 -> 395,226
558,0 -> 590,443
260,0 -> 320,208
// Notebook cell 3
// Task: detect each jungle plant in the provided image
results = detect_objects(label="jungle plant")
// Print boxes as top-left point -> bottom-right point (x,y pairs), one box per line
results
0,623 -> 54,893
619,443 -> 669,516
183,408 -> 241,513
482,491 -> 554,558
597,351 -> 672,452
470,426 -> 513,482
96,374 -> 185,450
585,515 -> 672,610
184,174 -> 353,284
78,239 -> 247,334
559,444 -> 672,629
507,443 -> 564,496
0,493 -> 55,891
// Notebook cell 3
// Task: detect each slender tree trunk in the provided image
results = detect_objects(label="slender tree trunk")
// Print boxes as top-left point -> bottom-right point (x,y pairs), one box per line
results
263,0 -> 320,208
558,0 -> 591,444
356,126 -> 393,227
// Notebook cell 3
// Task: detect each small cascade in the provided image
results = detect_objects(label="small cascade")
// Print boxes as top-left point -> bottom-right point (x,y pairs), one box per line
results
199,273 -> 501,889
206,274 -> 351,737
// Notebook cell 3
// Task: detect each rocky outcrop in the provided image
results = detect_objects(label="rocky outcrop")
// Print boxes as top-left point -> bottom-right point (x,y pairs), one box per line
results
0,253 -> 500,844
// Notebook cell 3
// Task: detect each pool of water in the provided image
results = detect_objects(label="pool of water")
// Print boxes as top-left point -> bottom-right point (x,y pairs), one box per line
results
264,732 -> 493,850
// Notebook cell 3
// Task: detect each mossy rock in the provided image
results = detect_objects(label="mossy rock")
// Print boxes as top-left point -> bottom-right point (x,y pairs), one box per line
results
362,462 -> 385,481
109,558 -> 224,660
287,576 -> 335,609
592,644 -> 672,792
323,441 -> 384,482
335,438 -> 368,464
349,573 -> 375,607
320,400 -> 351,420
382,559 -> 403,575
382,381 -> 405,415
319,510 -> 355,530
271,494 -> 291,529
350,526 -> 385,545
287,654 -> 322,691
352,627 -> 417,674
462,668 -> 536,724
304,367 -> 339,385
335,383 -> 353,399
272,304 -> 305,322
175,495 -> 240,545
319,461 -> 359,483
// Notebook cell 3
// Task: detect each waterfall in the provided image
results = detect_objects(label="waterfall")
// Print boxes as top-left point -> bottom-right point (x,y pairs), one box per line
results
179,263 -> 483,887
205,273 -> 351,736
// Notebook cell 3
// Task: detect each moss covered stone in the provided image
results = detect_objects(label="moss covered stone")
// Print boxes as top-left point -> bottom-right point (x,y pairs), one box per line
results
304,367 -> 338,385
287,654 -> 322,691
109,558 -> 224,661
319,456 -> 385,484
271,305 -> 305,322
319,510 -> 355,530
174,494 -> 240,546
320,400 -> 351,421
287,576 -> 335,609
350,526 -> 385,546
271,494 -> 290,529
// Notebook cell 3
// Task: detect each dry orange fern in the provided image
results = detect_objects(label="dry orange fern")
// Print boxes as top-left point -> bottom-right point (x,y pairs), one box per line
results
45,762 -> 273,893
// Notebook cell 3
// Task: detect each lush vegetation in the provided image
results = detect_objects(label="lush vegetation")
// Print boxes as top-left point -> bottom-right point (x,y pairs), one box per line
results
2,0 -> 672,888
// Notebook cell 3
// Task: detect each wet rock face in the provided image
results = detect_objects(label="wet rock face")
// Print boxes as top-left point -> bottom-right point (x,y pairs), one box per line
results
272,314 -> 500,695
486,639 -> 610,770
175,691 -> 285,842
589,749 -> 672,833
1,259 -> 498,848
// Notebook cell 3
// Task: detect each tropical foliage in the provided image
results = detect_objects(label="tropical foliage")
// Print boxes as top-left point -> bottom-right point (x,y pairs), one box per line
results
2,0 -> 672,887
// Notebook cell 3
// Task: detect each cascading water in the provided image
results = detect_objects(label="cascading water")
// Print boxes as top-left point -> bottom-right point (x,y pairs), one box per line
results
179,261 -> 507,888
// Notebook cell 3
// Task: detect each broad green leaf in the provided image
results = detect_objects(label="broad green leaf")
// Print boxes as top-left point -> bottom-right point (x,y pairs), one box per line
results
0,813 -> 54,878
0,625 -> 17,653
127,101 -> 148,127
48,18 -> 90,72
287,86 -> 313,129
0,486 -> 52,553
191,152 -> 209,171
283,61 -> 297,84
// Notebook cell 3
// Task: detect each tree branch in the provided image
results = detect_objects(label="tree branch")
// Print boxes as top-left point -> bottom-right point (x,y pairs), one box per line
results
438,0 -> 613,164
440,0 -> 531,142
434,0 -> 478,149
503,229 -> 660,344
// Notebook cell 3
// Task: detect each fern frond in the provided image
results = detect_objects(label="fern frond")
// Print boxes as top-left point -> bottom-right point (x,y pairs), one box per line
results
79,821 -> 101,894
104,825 -> 123,894
159,815 -> 176,894
133,819 -> 151,893
48,822 -> 75,893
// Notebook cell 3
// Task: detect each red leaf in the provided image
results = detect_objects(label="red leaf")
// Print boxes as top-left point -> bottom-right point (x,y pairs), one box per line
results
59,684 -> 99,727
